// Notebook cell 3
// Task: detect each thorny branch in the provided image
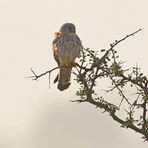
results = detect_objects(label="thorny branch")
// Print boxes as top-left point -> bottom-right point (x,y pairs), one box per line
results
28,28 -> 148,142
73,28 -> 148,142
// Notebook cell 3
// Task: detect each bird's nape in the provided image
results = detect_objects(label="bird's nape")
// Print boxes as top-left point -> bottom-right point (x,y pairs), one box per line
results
60,23 -> 76,33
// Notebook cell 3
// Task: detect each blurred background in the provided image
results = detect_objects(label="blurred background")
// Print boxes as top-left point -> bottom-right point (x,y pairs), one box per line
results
0,0 -> 147,147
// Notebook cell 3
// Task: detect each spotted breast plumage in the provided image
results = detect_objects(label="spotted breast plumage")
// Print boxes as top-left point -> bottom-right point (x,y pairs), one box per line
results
52,23 -> 82,91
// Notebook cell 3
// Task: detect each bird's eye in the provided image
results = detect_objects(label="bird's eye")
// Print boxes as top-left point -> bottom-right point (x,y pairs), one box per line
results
69,27 -> 75,33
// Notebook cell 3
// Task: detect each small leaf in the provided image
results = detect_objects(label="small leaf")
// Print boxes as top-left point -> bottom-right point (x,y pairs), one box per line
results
101,49 -> 106,52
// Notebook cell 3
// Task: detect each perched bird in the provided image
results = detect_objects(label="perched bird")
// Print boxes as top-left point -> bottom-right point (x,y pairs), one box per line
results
52,23 -> 82,91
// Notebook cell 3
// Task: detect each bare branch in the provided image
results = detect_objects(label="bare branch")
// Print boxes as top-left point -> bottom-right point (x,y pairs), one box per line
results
101,28 -> 142,60
27,67 -> 60,80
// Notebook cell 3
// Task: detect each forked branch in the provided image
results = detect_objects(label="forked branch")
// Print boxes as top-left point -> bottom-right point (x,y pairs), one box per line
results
28,28 -> 148,142
27,67 -> 60,80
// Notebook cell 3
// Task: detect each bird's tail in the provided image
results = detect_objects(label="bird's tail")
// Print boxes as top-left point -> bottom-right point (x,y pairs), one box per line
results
53,74 -> 59,84
57,66 -> 72,91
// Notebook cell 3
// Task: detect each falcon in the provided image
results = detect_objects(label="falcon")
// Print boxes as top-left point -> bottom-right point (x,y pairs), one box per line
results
52,23 -> 83,91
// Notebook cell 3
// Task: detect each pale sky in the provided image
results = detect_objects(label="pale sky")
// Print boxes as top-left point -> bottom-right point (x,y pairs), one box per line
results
0,0 -> 148,147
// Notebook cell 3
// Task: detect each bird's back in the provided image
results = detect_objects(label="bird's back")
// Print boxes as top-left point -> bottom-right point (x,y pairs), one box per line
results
53,32 -> 82,66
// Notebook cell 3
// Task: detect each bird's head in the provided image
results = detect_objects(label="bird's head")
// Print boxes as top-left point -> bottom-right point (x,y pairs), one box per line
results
60,23 -> 76,34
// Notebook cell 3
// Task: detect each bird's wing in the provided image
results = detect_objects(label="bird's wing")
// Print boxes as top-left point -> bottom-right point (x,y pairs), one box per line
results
52,32 -> 82,90
52,32 -> 62,66
52,32 -> 62,83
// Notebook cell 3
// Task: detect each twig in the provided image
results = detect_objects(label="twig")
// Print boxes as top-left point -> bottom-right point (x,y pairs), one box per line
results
72,94 -> 144,136
101,29 -> 142,61
27,67 -> 60,80
109,73 -> 132,106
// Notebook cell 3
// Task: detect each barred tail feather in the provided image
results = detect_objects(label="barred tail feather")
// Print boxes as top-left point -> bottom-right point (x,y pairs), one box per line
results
57,67 -> 72,91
